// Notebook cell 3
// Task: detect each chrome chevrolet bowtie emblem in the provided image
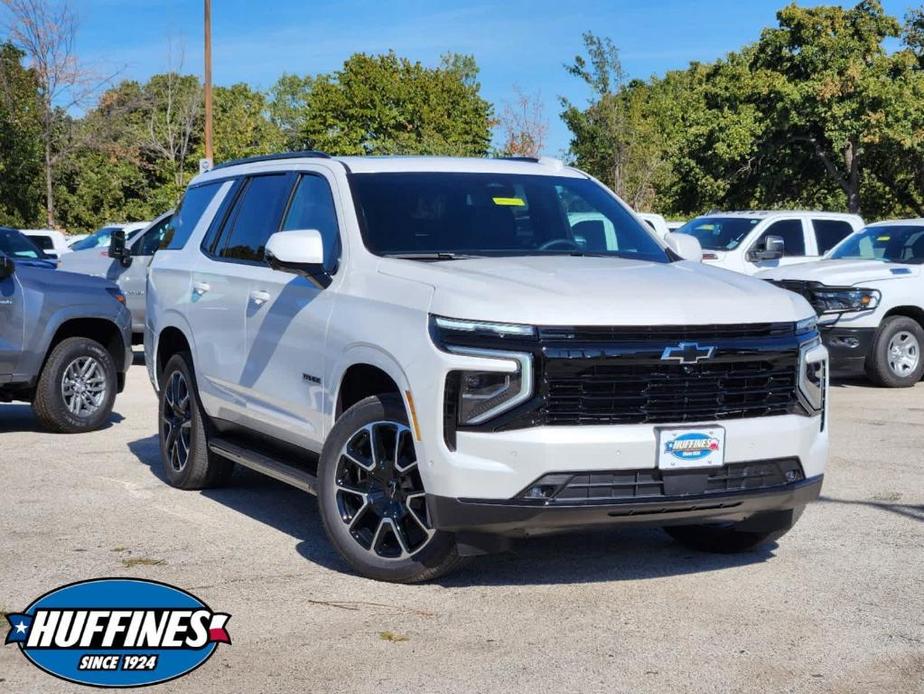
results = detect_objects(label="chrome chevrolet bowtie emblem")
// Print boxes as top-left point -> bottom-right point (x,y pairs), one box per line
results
661,342 -> 716,364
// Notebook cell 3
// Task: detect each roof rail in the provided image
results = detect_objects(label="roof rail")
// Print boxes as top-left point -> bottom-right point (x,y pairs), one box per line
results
494,156 -> 541,163
211,150 -> 332,170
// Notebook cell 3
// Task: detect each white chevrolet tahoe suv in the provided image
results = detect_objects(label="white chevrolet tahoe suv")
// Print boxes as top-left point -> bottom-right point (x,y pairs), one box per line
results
677,211 -> 864,275
760,219 -> 924,387
145,153 -> 828,582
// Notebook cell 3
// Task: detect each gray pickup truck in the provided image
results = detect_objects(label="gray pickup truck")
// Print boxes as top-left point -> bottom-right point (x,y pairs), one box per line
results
0,255 -> 132,432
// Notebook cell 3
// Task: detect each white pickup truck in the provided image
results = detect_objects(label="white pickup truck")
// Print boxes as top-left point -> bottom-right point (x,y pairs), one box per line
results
760,219 -> 924,387
145,153 -> 828,582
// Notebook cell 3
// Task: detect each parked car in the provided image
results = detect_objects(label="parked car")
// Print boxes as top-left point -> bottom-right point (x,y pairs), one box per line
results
665,220 -> 685,233
759,219 -> 924,387
677,211 -> 864,275
638,212 -> 671,239
59,212 -> 172,342
146,152 -> 827,582
0,226 -> 58,270
20,229 -> 71,259
68,222 -> 150,252
0,256 -> 132,432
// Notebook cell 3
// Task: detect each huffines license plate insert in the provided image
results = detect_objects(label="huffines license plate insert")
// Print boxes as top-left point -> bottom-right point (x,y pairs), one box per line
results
657,427 -> 725,470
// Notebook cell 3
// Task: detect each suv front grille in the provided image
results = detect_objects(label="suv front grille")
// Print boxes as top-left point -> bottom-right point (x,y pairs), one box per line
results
536,323 -> 801,426
519,458 -> 804,504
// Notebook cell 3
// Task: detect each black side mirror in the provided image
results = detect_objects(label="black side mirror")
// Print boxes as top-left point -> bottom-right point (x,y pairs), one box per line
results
0,255 -> 14,279
108,229 -> 131,267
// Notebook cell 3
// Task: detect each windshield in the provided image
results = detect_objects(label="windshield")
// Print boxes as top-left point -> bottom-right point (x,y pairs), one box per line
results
70,225 -> 123,251
0,228 -> 45,259
829,225 -> 924,264
350,172 -> 668,263
676,216 -> 761,251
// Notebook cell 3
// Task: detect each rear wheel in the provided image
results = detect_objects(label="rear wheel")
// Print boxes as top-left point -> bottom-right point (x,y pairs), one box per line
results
158,352 -> 233,489
33,337 -> 117,433
317,394 -> 464,583
866,316 -> 924,387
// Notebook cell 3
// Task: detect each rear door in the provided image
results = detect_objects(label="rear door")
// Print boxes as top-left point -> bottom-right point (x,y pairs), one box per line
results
191,172 -> 296,424
239,171 -> 342,449
812,218 -> 855,257
0,261 -> 24,376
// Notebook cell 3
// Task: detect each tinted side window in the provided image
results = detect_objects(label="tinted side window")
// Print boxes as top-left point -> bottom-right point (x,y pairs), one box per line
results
134,216 -> 172,256
164,182 -> 222,250
813,219 -> 853,255
31,236 -> 53,250
756,219 -> 805,256
282,175 -> 341,270
217,174 -> 293,262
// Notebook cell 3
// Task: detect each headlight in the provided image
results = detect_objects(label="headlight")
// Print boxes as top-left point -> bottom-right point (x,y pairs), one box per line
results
432,316 -> 535,339
811,287 -> 880,314
447,347 -> 533,425
798,338 -> 827,426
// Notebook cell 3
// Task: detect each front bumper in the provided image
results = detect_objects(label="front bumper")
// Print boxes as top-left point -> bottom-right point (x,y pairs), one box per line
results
821,326 -> 875,376
429,474 -> 822,539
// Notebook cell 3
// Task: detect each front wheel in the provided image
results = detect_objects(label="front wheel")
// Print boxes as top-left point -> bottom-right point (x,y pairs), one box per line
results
32,337 -> 117,433
317,394 -> 464,583
866,316 -> 924,387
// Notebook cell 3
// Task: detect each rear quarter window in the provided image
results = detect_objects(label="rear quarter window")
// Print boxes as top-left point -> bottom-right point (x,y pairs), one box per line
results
163,182 -> 223,250
813,219 -> 854,255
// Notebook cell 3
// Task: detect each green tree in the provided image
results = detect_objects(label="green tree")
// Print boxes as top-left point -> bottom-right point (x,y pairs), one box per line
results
202,83 -> 284,164
268,73 -> 314,149
301,52 -> 492,155
0,42 -> 42,226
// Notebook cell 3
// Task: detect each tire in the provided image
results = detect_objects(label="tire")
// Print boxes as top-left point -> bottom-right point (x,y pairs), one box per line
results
663,509 -> 802,553
158,352 -> 233,489
317,394 -> 465,583
33,336 -> 117,433
865,316 -> 924,388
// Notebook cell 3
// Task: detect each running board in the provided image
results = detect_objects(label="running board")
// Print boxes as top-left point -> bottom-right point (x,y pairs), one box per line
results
208,438 -> 318,495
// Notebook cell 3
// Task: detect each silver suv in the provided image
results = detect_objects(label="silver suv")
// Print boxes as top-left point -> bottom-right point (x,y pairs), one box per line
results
146,152 -> 828,582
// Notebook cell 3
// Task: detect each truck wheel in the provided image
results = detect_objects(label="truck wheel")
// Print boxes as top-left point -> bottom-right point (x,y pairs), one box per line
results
317,394 -> 465,583
158,352 -> 233,489
33,336 -> 117,433
865,316 -> 924,387
663,509 -> 802,553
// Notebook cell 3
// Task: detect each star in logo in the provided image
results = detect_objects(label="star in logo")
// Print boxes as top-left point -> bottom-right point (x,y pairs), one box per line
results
14,621 -> 28,634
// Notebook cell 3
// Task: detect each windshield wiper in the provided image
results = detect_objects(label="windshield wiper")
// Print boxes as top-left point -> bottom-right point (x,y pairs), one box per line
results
382,252 -> 483,261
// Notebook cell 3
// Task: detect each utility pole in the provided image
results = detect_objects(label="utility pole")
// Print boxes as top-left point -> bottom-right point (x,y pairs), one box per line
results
202,0 -> 213,171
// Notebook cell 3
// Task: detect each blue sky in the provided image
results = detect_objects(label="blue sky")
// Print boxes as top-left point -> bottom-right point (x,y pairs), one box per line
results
74,0 -> 916,155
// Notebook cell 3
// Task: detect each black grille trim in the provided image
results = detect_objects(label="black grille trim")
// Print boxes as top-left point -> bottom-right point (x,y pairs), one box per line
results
538,322 -> 796,342
519,458 -> 805,505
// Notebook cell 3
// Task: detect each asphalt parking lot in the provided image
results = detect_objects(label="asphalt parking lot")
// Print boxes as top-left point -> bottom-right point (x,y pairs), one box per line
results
1,359 -> 922,693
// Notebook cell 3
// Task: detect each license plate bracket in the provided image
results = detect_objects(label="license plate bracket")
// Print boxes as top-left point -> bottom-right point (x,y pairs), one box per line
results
657,426 -> 725,470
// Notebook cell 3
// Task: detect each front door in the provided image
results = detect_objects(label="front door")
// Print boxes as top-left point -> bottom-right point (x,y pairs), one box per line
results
120,214 -> 172,334
0,265 -> 24,376
240,172 -> 342,450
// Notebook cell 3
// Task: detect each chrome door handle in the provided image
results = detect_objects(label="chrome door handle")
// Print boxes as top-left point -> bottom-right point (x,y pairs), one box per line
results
250,290 -> 271,306
192,281 -> 210,295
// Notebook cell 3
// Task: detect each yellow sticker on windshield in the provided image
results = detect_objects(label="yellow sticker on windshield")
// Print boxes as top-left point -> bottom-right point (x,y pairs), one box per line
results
877,235 -> 891,241
492,196 -> 525,207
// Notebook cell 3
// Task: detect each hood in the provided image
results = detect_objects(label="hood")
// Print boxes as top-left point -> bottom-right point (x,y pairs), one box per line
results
13,257 -> 57,270
378,255 -> 812,325
756,259 -> 919,286
17,264 -> 118,293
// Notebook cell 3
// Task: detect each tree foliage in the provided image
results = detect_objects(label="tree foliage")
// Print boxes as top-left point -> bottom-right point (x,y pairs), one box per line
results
301,52 -> 493,156
564,1 -> 924,219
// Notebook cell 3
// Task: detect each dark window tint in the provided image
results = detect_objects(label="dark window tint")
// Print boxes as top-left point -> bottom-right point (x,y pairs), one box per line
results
0,228 -> 42,259
350,173 -> 667,262
813,219 -> 853,255
217,175 -> 293,262
755,219 -> 805,256
165,182 -> 222,250
30,235 -> 53,250
282,175 -> 340,269
134,216 -> 172,256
